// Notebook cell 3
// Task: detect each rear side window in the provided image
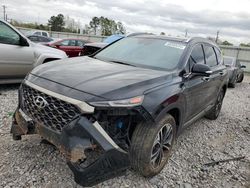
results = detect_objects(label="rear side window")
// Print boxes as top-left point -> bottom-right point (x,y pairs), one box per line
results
203,45 -> 217,67
69,40 -> 77,46
214,47 -> 222,64
42,32 -> 48,37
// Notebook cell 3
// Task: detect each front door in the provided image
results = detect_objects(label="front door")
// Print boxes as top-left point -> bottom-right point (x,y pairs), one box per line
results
183,44 -> 214,121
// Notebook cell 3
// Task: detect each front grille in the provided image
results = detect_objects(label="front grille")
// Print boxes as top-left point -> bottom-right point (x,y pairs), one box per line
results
21,84 -> 81,132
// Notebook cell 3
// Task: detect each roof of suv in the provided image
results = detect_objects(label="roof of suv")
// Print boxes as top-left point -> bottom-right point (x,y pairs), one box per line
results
131,34 -> 217,46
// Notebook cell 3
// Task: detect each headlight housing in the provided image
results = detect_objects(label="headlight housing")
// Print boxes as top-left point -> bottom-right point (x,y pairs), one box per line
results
89,96 -> 144,107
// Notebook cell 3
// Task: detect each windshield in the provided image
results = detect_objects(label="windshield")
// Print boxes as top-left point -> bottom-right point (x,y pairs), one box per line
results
95,37 -> 186,70
224,57 -> 234,65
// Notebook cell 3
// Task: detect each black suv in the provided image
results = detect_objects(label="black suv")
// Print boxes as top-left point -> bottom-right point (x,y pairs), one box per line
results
11,35 -> 228,186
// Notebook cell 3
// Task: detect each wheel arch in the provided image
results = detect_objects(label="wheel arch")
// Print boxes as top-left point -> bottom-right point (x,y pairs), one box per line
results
154,106 -> 182,134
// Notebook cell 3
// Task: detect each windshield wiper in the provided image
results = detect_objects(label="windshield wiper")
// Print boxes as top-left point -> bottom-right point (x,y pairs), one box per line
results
109,60 -> 136,67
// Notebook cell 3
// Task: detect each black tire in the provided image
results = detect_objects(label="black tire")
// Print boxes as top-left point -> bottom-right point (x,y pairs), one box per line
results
228,82 -> 235,88
205,90 -> 224,120
129,114 -> 176,177
237,73 -> 244,83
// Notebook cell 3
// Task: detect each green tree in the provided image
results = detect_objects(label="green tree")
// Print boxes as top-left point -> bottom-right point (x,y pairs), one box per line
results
89,17 -> 100,35
221,40 -> 233,46
48,14 -> 65,32
239,43 -> 250,47
89,16 -> 126,36
117,22 -> 126,34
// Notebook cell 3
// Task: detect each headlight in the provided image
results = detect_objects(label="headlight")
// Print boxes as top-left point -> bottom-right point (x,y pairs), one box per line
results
89,96 -> 144,107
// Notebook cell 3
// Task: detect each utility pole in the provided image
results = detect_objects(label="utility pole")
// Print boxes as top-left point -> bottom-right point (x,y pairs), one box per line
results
2,5 -> 7,21
185,29 -> 188,37
215,30 -> 220,43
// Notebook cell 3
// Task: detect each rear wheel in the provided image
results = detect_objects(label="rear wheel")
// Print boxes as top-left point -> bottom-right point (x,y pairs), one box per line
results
130,114 -> 176,177
237,73 -> 244,83
205,89 -> 224,120
228,81 -> 235,88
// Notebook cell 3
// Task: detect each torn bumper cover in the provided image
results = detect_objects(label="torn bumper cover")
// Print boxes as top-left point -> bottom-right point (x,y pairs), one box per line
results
11,109 -> 130,187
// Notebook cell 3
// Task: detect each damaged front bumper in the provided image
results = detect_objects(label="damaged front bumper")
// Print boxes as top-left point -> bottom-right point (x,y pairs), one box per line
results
11,109 -> 130,187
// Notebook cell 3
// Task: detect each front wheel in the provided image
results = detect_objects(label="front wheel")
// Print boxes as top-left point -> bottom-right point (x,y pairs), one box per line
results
205,89 -> 224,120
129,114 -> 176,177
237,73 -> 244,83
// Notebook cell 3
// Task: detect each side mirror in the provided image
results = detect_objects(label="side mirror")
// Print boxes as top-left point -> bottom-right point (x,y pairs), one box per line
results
241,65 -> 246,68
192,64 -> 212,76
20,37 -> 29,47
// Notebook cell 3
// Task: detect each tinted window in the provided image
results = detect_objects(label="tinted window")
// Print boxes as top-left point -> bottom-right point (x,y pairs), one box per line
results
42,32 -> 48,37
203,45 -> 217,67
0,21 -> 20,45
77,40 -> 86,47
69,40 -> 77,46
95,37 -> 186,70
214,47 -> 222,64
28,36 -> 38,42
190,44 -> 205,65
34,31 -> 41,35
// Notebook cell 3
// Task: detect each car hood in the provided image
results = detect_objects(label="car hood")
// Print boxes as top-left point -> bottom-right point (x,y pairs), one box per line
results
30,56 -> 173,100
31,42 -> 67,58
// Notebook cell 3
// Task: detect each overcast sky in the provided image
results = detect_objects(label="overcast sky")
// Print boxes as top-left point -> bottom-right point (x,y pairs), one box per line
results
1,0 -> 250,44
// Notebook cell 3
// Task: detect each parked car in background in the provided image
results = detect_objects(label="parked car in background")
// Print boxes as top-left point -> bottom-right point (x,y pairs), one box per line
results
27,35 -> 53,44
0,20 -> 67,84
80,42 -> 108,56
224,56 -> 246,87
12,35 -> 228,186
46,38 -> 90,57
80,34 -> 124,56
31,30 -> 50,37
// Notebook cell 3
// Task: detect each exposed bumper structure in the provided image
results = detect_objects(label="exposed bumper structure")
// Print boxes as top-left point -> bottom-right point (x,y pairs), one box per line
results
11,107 -> 130,187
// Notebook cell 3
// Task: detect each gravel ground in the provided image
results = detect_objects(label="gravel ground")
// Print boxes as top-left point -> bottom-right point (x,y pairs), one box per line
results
0,76 -> 249,188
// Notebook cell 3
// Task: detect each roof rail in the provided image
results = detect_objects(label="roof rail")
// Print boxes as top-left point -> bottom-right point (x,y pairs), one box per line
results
126,32 -> 154,37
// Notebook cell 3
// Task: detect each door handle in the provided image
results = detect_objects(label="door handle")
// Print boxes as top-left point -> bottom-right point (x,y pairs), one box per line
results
202,77 -> 210,82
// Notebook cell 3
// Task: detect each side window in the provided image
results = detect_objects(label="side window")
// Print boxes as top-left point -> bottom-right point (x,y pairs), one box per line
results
68,40 -> 77,46
42,32 -> 48,37
214,47 -> 222,64
0,21 -> 20,45
76,40 -> 84,47
189,44 -> 205,71
60,40 -> 70,46
34,31 -> 41,36
203,45 -> 217,67
29,36 -> 38,42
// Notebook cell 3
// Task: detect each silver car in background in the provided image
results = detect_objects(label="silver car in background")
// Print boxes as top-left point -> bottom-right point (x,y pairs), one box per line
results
224,56 -> 246,87
0,20 -> 67,84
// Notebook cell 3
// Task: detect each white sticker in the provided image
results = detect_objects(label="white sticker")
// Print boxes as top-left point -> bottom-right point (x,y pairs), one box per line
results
164,42 -> 186,49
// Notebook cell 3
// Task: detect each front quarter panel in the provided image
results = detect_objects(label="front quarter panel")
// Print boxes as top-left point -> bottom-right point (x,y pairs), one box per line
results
142,75 -> 185,125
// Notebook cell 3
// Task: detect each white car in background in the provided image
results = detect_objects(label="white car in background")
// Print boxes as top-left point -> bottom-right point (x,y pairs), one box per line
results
31,30 -> 50,38
0,20 -> 67,84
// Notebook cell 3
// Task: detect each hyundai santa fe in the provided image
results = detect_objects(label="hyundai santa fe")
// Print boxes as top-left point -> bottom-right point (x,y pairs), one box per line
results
11,35 -> 228,186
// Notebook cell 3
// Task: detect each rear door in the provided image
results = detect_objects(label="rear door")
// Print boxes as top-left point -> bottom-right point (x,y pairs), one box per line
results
0,21 -> 34,78
203,45 -> 226,105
